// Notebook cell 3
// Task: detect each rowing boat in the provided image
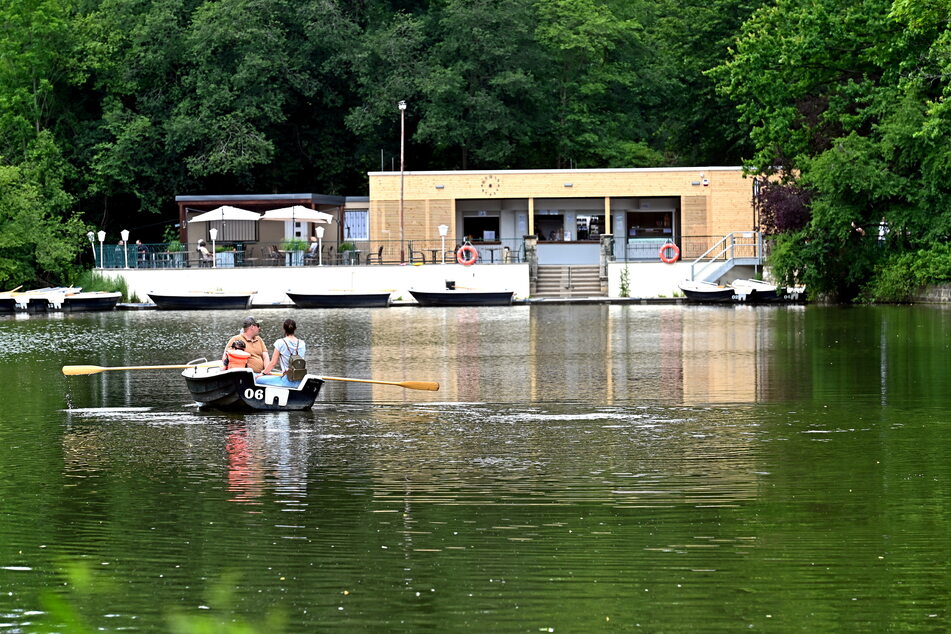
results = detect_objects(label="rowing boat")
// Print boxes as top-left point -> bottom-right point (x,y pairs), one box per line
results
409,288 -> 515,307
148,291 -> 255,310
286,290 -> 392,308
181,363 -> 324,411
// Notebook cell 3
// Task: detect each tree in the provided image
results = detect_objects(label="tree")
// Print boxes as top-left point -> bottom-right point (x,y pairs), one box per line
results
713,0 -> 951,300
0,133 -> 86,287
415,0 -> 545,169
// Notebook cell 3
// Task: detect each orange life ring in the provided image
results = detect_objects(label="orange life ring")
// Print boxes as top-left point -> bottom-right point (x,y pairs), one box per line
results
659,243 -> 680,264
456,244 -> 478,266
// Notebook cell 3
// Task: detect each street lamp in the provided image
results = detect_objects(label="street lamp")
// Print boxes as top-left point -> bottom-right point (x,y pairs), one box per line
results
438,224 -> 449,264
97,230 -> 106,268
87,231 -> 97,267
209,227 -> 218,268
316,226 -> 324,266
398,100 -> 407,264
120,229 -> 130,268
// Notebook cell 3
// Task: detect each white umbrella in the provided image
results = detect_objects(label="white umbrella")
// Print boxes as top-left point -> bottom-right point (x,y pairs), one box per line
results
260,206 -> 333,224
188,205 -> 261,223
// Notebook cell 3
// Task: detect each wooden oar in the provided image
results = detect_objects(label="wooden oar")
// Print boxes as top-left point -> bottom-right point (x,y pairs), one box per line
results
62,362 -> 220,376
319,375 -> 439,391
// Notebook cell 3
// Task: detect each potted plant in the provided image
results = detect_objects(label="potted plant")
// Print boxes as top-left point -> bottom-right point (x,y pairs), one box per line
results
215,244 -> 236,268
280,238 -> 308,266
161,226 -> 186,267
338,241 -> 357,264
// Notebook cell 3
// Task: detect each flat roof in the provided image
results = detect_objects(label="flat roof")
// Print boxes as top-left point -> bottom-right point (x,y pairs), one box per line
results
175,193 -> 346,205
368,166 -> 746,177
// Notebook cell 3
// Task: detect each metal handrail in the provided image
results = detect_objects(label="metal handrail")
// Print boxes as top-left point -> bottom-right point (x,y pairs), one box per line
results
689,232 -> 762,281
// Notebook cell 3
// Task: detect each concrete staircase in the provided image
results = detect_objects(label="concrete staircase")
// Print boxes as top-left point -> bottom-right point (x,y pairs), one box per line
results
533,265 -> 605,298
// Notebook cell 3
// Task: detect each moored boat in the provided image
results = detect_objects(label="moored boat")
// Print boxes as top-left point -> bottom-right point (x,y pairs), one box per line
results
181,363 -> 324,411
0,297 -> 16,313
409,288 -> 515,307
730,279 -> 781,303
286,290 -> 392,308
62,291 -> 122,312
679,280 -> 736,303
148,291 -> 255,310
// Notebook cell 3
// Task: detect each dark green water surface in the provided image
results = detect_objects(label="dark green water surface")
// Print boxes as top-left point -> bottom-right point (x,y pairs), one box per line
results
0,305 -> 948,631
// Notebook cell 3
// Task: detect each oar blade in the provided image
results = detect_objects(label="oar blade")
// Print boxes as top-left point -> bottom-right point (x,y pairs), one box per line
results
62,365 -> 105,376
400,381 -> 440,391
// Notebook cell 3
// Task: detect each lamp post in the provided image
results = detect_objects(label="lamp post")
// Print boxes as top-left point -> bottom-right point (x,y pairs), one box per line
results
438,224 -> 448,264
87,231 -> 97,267
398,100 -> 407,264
209,227 -> 218,268
97,230 -> 106,268
316,226 -> 324,266
120,229 -> 130,268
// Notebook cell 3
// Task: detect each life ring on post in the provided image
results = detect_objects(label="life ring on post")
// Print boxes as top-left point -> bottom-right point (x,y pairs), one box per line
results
456,244 -> 479,266
659,243 -> 680,264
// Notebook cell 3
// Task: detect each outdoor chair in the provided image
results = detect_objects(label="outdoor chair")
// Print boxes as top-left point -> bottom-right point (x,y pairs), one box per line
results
409,247 -> 428,264
366,245 -> 384,265
264,245 -> 281,266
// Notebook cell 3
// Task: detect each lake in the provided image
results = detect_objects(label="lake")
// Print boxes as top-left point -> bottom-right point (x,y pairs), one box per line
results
0,304 -> 948,631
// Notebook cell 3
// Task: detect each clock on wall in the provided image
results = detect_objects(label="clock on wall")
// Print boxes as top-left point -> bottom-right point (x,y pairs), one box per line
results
481,175 -> 501,196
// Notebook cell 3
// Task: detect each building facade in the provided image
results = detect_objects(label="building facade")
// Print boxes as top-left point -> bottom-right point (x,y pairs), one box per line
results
368,166 -> 756,265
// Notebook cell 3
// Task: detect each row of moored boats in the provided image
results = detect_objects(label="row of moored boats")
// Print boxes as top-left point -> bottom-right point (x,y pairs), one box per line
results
147,286 -> 516,310
678,279 -> 805,304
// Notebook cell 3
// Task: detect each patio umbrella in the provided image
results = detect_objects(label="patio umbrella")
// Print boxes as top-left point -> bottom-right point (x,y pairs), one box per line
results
187,205 -> 261,223
260,206 -> 334,224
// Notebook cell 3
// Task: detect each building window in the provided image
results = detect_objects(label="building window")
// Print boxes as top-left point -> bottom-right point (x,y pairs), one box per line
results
463,216 -> 500,242
344,209 -> 368,240
576,215 -> 605,241
626,211 -> 673,238
535,214 -> 565,241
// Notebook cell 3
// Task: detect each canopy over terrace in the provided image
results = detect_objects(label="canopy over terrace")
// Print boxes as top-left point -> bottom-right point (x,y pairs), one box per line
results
176,193 -> 347,247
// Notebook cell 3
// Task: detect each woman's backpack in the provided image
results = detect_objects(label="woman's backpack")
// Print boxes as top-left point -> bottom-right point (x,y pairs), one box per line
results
283,338 -> 307,381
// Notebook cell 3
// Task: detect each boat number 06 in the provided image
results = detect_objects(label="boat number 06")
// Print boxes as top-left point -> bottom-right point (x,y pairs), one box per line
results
244,388 -> 265,400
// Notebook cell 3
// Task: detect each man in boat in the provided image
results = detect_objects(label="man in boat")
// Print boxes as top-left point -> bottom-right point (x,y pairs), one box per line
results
222,316 -> 270,373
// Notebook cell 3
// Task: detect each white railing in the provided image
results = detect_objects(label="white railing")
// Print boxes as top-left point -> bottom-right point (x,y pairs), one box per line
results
689,232 -> 763,281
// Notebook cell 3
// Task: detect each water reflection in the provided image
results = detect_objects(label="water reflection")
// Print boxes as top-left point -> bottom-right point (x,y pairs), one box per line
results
3,305 -> 951,631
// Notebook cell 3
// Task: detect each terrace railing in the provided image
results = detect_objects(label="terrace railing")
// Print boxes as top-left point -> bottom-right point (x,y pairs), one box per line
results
96,239 -> 529,269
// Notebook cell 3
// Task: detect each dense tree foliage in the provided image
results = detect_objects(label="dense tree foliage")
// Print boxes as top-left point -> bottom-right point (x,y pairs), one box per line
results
4,0 -> 947,299
713,0 -> 951,301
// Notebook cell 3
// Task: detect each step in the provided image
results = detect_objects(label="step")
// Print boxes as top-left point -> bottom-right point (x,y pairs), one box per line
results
534,265 -> 605,297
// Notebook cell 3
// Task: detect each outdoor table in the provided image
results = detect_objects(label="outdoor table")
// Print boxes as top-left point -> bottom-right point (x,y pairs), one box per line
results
279,250 -> 304,266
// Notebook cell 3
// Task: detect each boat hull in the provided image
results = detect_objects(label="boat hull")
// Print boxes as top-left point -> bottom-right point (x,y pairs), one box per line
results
0,298 -> 16,313
287,291 -> 391,308
409,289 -> 515,307
148,293 -> 254,310
182,366 -> 324,412
62,292 -> 121,312
679,282 -> 736,303
730,280 -> 781,303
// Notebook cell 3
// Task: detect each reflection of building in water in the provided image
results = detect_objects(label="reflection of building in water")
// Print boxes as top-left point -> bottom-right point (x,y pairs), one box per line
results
680,307 -> 775,405
313,303 -> 789,405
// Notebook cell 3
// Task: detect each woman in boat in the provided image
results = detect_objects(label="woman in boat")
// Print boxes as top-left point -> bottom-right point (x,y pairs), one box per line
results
263,318 -> 306,376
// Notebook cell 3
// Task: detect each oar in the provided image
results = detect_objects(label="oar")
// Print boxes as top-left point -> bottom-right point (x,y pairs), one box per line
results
319,375 -> 439,391
62,362 -> 220,376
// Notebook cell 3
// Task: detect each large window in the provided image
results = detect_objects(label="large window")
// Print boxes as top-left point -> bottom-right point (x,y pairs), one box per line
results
535,214 -> 564,241
344,209 -> 368,240
576,215 -> 605,241
462,216 -> 500,243
626,211 -> 673,238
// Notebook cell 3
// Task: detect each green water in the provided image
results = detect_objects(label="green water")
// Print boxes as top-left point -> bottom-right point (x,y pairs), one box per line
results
0,305 -> 948,631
